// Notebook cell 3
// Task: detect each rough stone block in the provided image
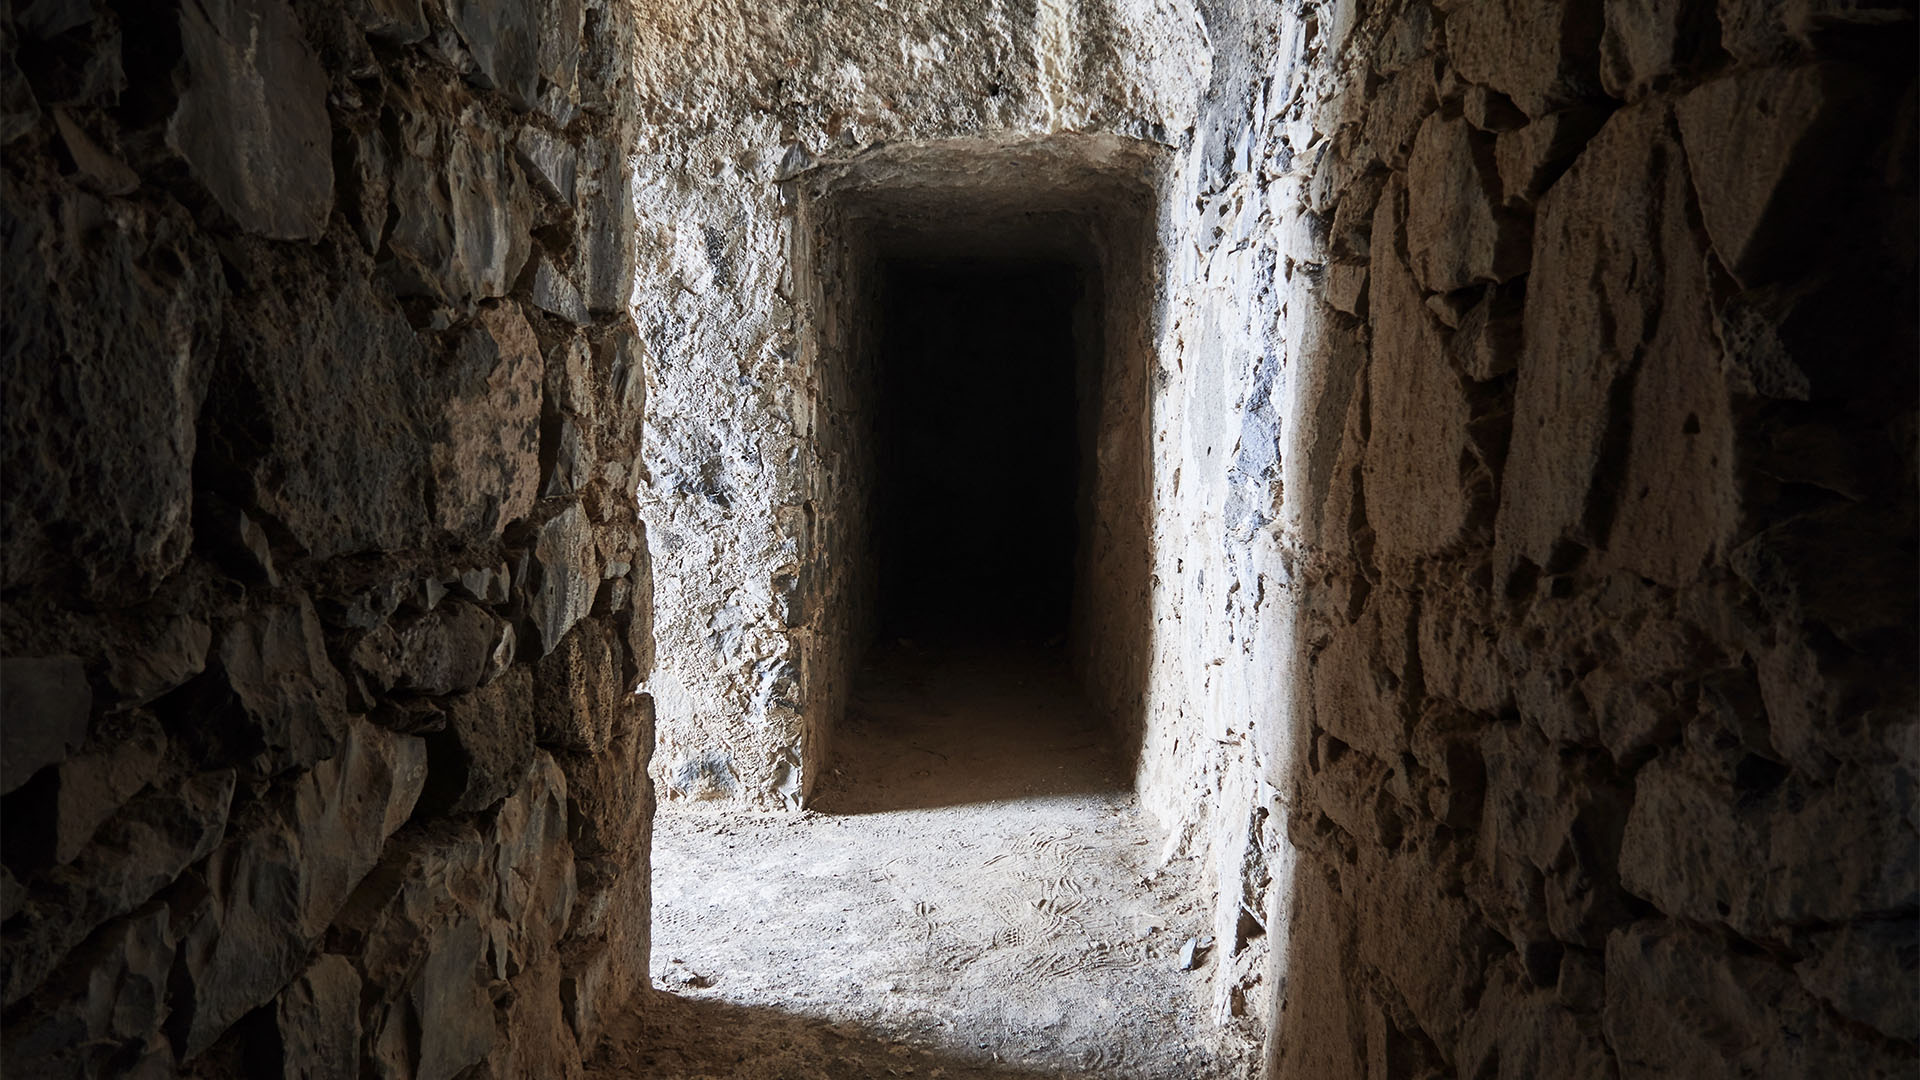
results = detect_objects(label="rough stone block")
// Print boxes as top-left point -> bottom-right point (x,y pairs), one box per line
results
385,102 -> 531,305
1445,0 -> 1604,118
1794,920 -> 1920,1042
218,592 -> 351,776
1,866 -> 22,922
1269,863 -> 1364,1079
1575,664 -> 1683,762
171,720 -> 425,1057
1417,598 -> 1506,715
1358,57 -> 1437,171
1409,711 -> 1490,830
1619,753 -> 1918,939
558,859 -> 651,1054
1499,634 -> 1597,748
1,199 -> 218,598
2,769 -> 234,1007
1493,105 -> 1610,208
1478,722 -> 1580,872
333,820 -> 487,987
563,851 -> 641,950
547,334 -> 596,422
352,600 -> 514,700
537,0 -> 584,107
107,614 -> 212,708
1321,262 -> 1367,317
422,667 -> 535,815
457,563 -> 513,606
40,712 -> 167,865
1599,251 -> 1735,587
559,938 -> 614,1051
1714,0 -> 1908,67
272,954 -> 361,1080
1675,65 -> 1865,288
486,956 -> 583,1080
52,108 -> 137,195
1406,114 -> 1529,291
1327,168 -> 1387,261
224,269 -> 432,561
533,617 -> 626,753
491,751 -> 576,969
1496,101 -> 1707,581
432,303 -> 543,540
336,821 -> 498,1080
531,256 -> 589,325
1746,614 -> 1912,777
386,104 -> 459,300
446,0 -> 539,107
1310,620 -> 1407,766
579,138 -> 636,315
0,901 -> 174,1077
448,110 -> 533,301
1297,327 -> 1368,550
1354,838 -> 1501,1049
357,0 -> 429,43
1301,732 -> 1393,846
341,116 -> 394,254
1605,919 -> 1910,1078
167,0 -> 332,239
1598,0 -> 1711,100
528,504 -> 601,656
516,125 -> 578,204
557,715 -> 650,860
542,416 -> 594,498
602,328 -> 647,429
1373,1 -> 1437,75
1456,959 -> 1614,1080
1461,84 -> 1529,132
1465,824 -> 1554,960
1445,282 -> 1524,381
0,655 -> 92,795
1362,177 -> 1474,566
374,913 -> 495,1080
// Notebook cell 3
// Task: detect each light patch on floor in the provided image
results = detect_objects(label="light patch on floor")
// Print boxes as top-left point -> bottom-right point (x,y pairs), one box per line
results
604,646 -> 1263,1078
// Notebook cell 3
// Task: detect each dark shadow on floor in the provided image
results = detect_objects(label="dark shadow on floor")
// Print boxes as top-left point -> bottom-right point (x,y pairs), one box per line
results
810,641 -> 1128,815
593,989 -> 1084,1080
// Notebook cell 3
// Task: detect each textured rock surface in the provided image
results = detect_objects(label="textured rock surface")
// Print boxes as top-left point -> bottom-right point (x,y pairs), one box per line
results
272,954 -> 362,1080
170,719 -> 427,1057
633,0 -> 1192,810
0,0 -> 653,1073
1250,2 -> 1916,1077
168,0 -> 333,240
0,656 -> 92,793
3,0 -> 1912,1075
622,0 -> 1913,1074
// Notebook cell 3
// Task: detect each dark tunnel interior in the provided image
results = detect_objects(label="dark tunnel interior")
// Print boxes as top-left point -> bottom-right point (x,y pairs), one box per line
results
870,258 -> 1086,645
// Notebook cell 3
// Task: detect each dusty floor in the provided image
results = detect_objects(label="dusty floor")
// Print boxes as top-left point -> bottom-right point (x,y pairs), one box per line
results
593,644 -> 1262,1079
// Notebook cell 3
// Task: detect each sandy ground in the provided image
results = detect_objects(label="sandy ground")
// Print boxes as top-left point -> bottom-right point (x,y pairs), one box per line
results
591,644 -> 1261,1079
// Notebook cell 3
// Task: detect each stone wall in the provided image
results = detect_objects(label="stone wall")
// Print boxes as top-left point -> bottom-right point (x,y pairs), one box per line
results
0,0 -> 654,1075
631,0 -> 1207,807
1230,0 -> 1918,1074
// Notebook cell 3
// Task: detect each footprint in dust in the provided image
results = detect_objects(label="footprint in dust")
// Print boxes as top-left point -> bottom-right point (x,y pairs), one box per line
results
1019,948 -> 1090,980
929,939 -> 980,973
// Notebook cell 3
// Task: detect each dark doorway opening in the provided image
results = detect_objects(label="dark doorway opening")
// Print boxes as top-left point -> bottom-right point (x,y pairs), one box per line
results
871,258 -> 1085,644
811,254 -> 1121,816
789,140 -> 1160,801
